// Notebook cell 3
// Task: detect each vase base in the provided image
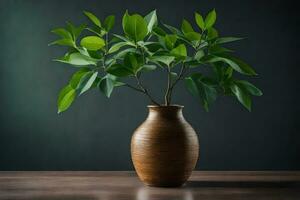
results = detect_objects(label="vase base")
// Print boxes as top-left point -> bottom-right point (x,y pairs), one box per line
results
143,181 -> 186,188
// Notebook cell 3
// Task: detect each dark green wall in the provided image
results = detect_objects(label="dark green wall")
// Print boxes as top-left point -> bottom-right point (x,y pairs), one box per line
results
0,0 -> 299,170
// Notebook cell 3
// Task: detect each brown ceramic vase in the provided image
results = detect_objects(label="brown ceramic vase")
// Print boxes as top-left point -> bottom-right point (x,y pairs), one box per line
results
131,105 -> 199,187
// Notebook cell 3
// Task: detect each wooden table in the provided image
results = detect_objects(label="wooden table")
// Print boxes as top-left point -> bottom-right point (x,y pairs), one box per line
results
0,171 -> 299,200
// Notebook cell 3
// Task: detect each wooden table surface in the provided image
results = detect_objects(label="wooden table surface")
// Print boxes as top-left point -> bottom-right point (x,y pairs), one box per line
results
0,171 -> 299,200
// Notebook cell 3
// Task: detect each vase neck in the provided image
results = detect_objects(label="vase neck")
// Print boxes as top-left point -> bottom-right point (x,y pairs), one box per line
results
147,105 -> 184,120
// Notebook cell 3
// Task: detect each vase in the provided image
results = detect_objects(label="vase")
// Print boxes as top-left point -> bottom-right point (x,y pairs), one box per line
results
131,105 -> 199,187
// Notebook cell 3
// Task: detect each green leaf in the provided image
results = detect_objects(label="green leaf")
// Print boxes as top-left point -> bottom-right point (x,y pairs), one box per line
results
171,44 -> 187,58
99,76 -> 114,98
139,64 -> 157,72
108,42 -> 129,53
198,41 -> 209,49
69,68 -> 91,89
185,76 -> 198,96
124,53 -> 138,69
66,22 -> 86,40
207,27 -> 218,39
205,9 -> 216,29
205,55 -> 257,76
163,23 -> 182,35
84,11 -> 101,27
144,10 -> 158,33
80,36 -> 105,51
230,83 -> 252,111
153,27 -> 167,37
209,45 -> 233,54
87,50 -> 103,59
75,71 -> 93,89
74,24 -> 86,39
122,12 -> 148,41
228,56 -> 257,76
51,28 -> 72,39
76,46 -> 93,57
225,67 -> 233,79
212,63 -> 224,82
184,32 -> 201,42
107,74 -> 125,86
57,84 -> 76,114
124,52 -> 143,73
235,80 -> 263,96
184,73 -> 217,111
212,62 -> 233,83
181,19 -> 194,34
79,71 -> 98,95
91,77 -> 101,88
103,15 -> 115,31
85,27 -> 104,37
114,81 -> 126,87
215,37 -> 243,44
48,39 -> 75,47
106,64 -> 133,77
105,58 -> 116,66
164,34 -> 177,50
54,52 -> 97,66
122,10 -> 130,31
177,35 -> 195,47
149,56 -> 175,66
194,50 -> 205,60
98,75 -> 125,97
113,47 -> 136,60
195,12 -> 205,30
144,42 -> 164,53
112,34 -> 135,44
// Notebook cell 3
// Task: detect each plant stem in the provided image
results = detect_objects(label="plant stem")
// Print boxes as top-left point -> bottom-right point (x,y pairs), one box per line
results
167,63 -> 187,104
105,33 -> 109,53
167,38 -> 207,100
125,83 -> 144,93
134,75 -> 160,106
101,33 -> 109,69
140,46 -> 145,64
164,66 -> 172,105
165,34 -> 207,104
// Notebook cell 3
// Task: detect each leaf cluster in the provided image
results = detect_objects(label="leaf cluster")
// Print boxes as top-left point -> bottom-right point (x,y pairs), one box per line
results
49,9 -> 262,113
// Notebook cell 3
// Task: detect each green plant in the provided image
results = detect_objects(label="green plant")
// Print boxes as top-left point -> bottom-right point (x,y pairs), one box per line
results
49,9 -> 262,113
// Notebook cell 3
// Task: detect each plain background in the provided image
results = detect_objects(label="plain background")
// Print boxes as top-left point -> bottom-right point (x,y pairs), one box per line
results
0,0 -> 299,170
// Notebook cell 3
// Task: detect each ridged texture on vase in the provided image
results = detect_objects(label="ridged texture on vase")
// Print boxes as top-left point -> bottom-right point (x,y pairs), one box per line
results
131,105 -> 199,187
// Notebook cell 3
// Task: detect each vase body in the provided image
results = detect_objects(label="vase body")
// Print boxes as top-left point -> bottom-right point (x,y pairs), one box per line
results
131,105 -> 199,187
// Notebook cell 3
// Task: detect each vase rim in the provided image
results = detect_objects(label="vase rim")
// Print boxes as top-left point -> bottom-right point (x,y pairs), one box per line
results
147,104 -> 184,108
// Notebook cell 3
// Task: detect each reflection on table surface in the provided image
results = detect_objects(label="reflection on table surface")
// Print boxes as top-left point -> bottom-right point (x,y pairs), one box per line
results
0,171 -> 299,200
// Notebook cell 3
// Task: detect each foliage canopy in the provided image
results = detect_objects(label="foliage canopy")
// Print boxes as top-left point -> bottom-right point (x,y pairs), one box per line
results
49,9 -> 262,113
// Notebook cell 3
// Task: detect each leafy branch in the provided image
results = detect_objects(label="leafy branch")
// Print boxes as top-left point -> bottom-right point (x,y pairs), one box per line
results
49,9 -> 262,113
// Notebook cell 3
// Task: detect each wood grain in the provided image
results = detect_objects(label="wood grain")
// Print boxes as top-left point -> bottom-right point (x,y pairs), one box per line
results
0,171 -> 299,200
131,105 -> 199,187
